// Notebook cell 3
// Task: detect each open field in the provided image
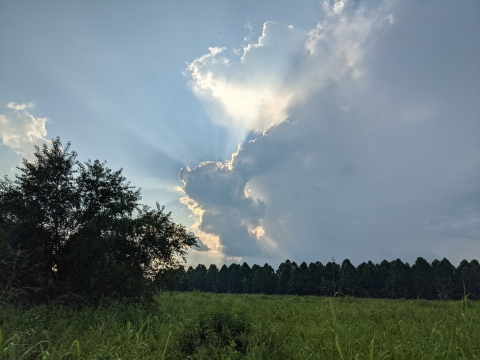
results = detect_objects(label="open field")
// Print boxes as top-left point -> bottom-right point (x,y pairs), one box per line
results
1,292 -> 479,359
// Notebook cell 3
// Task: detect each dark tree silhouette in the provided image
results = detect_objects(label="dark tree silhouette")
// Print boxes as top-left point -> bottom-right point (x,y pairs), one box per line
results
287,261 -> 309,295
339,259 -> 357,296
227,263 -> 243,293
0,138 -> 197,304
386,259 -> 411,299
325,261 -> 340,296
205,264 -> 218,292
411,257 -> 434,299
175,256 -> 479,300
356,261 -> 376,297
252,264 -> 277,294
216,265 -> 229,293
276,260 -> 293,295
432,258 -> 456,300
307,261 -> 324,296
189,264 -> 207,291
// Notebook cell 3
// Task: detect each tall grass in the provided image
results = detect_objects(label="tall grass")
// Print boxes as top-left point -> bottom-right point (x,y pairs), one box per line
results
0,293 -> 478,359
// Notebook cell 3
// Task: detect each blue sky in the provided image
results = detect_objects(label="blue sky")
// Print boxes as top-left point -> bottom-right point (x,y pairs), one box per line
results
1,0 -> 479,268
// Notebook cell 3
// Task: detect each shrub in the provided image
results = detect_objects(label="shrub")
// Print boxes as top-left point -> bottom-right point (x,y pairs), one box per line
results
181,306 -> 251,356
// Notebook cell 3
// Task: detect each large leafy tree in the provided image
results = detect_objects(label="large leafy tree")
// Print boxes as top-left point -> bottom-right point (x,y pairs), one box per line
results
0,138 -> 197,303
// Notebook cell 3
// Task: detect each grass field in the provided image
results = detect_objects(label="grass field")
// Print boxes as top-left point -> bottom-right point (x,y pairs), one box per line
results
1,292 -> 479,359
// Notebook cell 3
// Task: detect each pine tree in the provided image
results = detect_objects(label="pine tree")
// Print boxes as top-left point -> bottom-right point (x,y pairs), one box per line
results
411,257 -> 434,299
339,259 -> 357,296
276,260 -> 293,295
432,258 -> 455,300
216,264 -> 229,293
205,264 -> 218,292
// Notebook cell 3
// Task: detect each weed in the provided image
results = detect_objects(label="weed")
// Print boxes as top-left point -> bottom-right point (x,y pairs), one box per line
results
181,306 -> 251,356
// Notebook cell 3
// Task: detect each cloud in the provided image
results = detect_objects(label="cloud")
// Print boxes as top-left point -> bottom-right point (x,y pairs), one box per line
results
181,0 -> 480,266
6,102 -> 36,111
186,0 -> 393,135
179,158 -> 267,257
0,102 -> 50,159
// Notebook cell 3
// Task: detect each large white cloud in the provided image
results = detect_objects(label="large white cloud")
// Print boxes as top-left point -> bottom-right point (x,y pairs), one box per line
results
185,1 -> 393,135
181,0 -> 480,266
0,102 -> 50,159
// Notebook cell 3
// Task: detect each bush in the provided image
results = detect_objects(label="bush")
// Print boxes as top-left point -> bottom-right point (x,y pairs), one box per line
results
181,305 -> 251,356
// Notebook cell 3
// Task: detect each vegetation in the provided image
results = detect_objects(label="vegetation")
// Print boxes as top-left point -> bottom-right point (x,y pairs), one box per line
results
0,292 -> 478,359
177,258 -> 480,300
0,138 -> 197,304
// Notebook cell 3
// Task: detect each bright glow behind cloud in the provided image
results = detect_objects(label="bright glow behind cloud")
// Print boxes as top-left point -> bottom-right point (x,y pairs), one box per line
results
186,1 -> 393,134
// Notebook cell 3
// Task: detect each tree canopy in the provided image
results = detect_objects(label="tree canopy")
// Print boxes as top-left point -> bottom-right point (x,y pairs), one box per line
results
0,138 -> 197,304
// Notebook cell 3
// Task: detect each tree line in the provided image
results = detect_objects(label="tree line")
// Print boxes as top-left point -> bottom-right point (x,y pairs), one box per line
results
176,257 -> 480,300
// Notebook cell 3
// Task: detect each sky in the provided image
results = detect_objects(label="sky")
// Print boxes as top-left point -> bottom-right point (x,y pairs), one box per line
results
1,0 -> 479,268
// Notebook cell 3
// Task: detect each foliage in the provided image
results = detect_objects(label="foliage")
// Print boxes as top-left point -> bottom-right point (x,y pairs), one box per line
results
180,303 -> 250,356
0,292 -> 479,359
0,138 -> 197,304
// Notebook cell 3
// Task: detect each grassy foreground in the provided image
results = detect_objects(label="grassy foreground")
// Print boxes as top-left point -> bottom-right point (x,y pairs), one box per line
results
0,293 -> 479,359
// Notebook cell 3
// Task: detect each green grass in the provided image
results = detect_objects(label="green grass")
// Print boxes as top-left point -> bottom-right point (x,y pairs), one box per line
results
0,293 -> 479,359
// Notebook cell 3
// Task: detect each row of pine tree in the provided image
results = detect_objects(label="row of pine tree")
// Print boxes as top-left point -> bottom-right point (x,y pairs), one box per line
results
176,257 -> 480,300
